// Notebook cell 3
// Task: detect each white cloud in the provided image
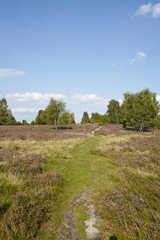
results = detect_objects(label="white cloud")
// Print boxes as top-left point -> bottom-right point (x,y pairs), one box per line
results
156,95 -> 160,101
0,68 -> 25,77
118,99 -> 123,105
153,3 -> 160,18
135,2 -> 160,18
135,2 -> 152,16
7,92 -> 66,103
72,93 -> 108,106
129,51 -> 147,64
12,108 -> 41,113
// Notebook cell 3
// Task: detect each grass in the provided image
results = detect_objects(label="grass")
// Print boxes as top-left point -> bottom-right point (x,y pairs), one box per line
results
0,124 -> 160,239
0,138 -> 85,159
74,205 -> 89,239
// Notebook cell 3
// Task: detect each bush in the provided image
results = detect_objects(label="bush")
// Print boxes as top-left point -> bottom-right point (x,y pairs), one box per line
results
122,118 -> 127,128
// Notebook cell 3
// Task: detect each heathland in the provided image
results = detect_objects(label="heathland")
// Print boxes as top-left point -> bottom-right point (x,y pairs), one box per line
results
0,124 -> 159,239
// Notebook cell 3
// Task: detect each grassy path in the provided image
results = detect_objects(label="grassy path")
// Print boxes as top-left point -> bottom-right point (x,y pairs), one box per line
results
43,136 -> 117,239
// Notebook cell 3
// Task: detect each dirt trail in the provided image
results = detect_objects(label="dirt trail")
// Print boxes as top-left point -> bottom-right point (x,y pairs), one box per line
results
57,190 -> 101,240
91,126 -> 102,135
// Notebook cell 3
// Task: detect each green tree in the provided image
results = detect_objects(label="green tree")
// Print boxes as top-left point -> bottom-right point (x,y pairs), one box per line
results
34,98 -> 75,126
0,98 -> 16,125
98,114 -> 110,126
107,99 -> 120,124
122,89 -> 159,131
70,113 -> 76,124
91,112 -> 101,123
44,98 -> 65,127
81,112 -> 90,124
152,115 -> 160,128
22,120 -> 28,125
35,110 -> 46,125
91,113 -> 109,125
30,120 -> 35,125
58,111 -> 76,124
59,111 -> 70,124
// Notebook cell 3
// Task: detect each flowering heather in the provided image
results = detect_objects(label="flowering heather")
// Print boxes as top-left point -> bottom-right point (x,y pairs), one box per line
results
0,137 -> 63,239
93,128 -> 160,239
0,124 -> 96,141
1,191 -> 50,240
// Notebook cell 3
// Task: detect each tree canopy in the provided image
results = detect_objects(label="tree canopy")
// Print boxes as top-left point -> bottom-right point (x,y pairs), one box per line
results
91,112 -> 109,125
121,89 -> 159,131
35,98 -> 75,125
107,99 -> 120,124
81,112 -> 90,124
0,98 -> 16,125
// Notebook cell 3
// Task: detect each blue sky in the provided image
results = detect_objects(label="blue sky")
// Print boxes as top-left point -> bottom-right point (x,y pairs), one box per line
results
0,0 -> 160,123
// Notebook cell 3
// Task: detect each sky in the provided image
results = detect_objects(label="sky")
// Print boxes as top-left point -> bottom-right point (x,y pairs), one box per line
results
0,0 -> 160,123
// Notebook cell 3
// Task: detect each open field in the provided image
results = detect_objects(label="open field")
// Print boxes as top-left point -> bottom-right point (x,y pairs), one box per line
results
0,124 -> 160,239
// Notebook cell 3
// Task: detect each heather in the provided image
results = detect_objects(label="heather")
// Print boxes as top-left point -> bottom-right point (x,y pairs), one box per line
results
0,147 -> 62,239
0,128 -> 85,239
0,124 -> 96,141
93,129 -> 160,239
0,124 -> 160,239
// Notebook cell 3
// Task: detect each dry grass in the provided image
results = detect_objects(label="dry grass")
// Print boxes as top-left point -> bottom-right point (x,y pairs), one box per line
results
0,138 -> 85,160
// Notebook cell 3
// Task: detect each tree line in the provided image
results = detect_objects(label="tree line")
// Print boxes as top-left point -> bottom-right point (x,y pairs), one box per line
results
0,89 -> 160,131
82,89 -> 160,131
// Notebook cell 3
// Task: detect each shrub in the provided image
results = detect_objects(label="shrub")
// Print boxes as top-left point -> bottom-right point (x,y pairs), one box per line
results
122,118 -> 127,128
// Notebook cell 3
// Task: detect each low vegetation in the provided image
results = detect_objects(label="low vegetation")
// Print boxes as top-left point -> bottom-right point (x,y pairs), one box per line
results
92,129 -> 160,239
0,124 -> 159,239
0,144 -> 63,239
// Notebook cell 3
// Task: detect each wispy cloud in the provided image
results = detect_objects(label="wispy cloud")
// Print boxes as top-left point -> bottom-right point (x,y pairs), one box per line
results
7,92 -> 66,103
135,2 -> 152,16
135,2 -> 160,18
129,51 -> 147,64
0,68 -> 25,77
136,51 -> 147,61
153,3 -> 160,18
11,108 -> 41,113
72,93 -> 108,106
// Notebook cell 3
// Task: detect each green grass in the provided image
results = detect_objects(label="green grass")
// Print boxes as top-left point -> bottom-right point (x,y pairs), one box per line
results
74,205 -> 89,239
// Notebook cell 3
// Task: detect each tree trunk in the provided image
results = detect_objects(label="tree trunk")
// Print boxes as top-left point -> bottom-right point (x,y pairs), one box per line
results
55,119 -> 57,130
